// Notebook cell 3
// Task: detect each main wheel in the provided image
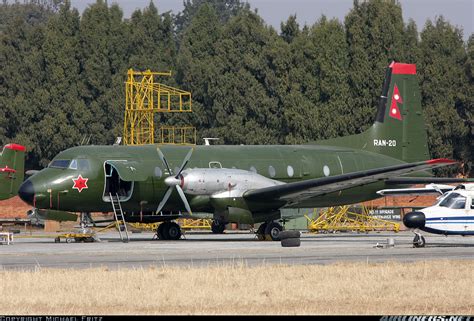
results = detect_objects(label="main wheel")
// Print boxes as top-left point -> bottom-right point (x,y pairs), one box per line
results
413,234 -> 426,248
211,221 -> 226,234
264,222 -> 283,241
156,222 -> 168,240
164,222 -> 182,240
256,223 -> 267,241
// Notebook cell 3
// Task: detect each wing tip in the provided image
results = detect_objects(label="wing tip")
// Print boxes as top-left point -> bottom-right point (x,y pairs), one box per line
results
426,158 -> 457,165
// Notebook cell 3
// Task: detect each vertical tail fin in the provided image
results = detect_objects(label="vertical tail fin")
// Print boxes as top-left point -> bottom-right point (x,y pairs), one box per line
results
0,144 -> 26,200
318,61 -> 430,162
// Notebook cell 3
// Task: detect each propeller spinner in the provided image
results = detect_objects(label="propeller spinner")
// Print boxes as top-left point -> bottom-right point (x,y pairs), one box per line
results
156,148 -> 193,215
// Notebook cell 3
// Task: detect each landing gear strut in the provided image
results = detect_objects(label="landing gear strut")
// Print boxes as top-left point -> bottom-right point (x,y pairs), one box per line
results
211,220 -> 226,234
256,221 -> 283,241
156,221 -> 182,240
413,231 -> 426,248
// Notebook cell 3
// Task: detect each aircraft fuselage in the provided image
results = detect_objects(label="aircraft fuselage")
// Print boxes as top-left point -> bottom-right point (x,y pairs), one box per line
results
18,143 -> 423,224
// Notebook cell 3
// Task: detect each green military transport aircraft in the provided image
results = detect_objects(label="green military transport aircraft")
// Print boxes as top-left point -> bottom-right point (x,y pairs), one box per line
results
9,62 -> 466,241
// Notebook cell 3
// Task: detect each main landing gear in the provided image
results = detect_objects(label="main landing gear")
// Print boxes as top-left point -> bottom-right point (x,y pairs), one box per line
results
412,231 -> 426,248
156,221 -> 182,240
256,221 -> 283,241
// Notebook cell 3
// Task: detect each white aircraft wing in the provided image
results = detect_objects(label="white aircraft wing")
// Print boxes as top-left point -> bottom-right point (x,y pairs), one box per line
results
376,184 -> 455,196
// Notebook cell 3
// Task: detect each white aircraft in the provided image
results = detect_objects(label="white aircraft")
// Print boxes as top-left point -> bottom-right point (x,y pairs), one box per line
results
379,184 -> 474,247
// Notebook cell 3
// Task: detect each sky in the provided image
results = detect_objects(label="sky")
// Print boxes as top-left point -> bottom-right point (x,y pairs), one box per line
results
70,0 -> 473,41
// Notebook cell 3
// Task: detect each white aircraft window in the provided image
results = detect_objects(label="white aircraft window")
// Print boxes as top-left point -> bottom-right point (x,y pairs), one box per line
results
49,159 -> 71,169
449,197 -> 466,209
77,159 -> 90,170
68,159 -> 78,170
250,166 -> 257,173
287,165 -> 294,177
439,193 -> 459,207
268,165 -> 276,178
440,193 -> 466,209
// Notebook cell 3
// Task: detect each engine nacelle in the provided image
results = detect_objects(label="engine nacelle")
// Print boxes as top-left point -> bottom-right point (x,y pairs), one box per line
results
177,168 -> 283,197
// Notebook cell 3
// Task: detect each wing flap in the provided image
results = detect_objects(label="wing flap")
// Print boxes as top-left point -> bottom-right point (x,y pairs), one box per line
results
244,158 -> 456,204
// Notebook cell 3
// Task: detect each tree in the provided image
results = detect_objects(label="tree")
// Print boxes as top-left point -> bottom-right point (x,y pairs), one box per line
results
418,17 -> 470,175
175,4 -> 223,140
345,0 -> 406,132
175,0 -> 249,36
80,0 -> 129,145
32,0 -> 92,166
0,0 -> 54,167
210,10 -> 283,144
281,15 -> 299,44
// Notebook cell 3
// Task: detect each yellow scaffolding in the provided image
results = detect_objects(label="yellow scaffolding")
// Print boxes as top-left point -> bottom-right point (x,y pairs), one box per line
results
305,206 -> 400,233
123,69 -> 193,145
159,126 -> 197,145
178,219 -> 212,230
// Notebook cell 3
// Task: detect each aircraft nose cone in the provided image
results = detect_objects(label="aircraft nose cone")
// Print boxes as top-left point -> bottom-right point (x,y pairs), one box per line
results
18,180 -> 35,205
403,211 -> 425,229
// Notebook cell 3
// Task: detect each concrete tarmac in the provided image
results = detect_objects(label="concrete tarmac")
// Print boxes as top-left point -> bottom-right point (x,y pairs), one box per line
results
1,230 -> 473,270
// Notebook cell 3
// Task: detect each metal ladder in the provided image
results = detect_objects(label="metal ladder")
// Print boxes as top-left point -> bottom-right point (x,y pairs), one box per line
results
109,192 -> 129,243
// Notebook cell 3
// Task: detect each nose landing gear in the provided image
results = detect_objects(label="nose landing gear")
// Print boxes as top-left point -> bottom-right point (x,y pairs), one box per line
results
413,231 -> 426,248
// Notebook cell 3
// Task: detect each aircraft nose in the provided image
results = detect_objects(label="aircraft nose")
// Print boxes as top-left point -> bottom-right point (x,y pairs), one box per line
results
18,180 -> 35,205
403,211 -> 425,229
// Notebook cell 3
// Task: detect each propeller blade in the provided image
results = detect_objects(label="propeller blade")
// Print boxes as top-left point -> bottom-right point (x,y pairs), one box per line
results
175,148 -> 194,178
156,147 -> 173,175
176,185 -> 193,215
156,187 -> 173,214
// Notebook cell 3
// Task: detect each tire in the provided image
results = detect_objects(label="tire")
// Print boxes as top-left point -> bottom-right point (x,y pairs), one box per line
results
264,222 -> 283,241
281,237 -> 301,247
413,235 -> 426,248
279,230 -> 300,240
157,222 -> 167,240
165,222 -> 182,240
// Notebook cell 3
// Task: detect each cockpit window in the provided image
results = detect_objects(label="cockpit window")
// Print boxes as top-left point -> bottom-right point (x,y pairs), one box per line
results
78,159 -> 90,170
69,159 -> 78,170
49,160 -> 71,169
439,193 -> 466,209
68,159 -> 90,171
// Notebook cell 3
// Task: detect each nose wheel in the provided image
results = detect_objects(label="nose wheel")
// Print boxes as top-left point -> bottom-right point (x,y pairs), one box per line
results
413,232 -> 426,248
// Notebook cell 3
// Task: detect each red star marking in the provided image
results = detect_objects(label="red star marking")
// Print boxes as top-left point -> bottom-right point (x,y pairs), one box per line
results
72,175 -> 89,193
389,84 -> 403,121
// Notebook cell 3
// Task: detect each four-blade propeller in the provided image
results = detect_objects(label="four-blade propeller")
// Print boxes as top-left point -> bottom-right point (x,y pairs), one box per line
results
156,147 -> 193,215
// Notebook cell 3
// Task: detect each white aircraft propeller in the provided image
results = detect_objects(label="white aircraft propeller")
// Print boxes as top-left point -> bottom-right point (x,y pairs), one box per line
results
156,147 -> 193,215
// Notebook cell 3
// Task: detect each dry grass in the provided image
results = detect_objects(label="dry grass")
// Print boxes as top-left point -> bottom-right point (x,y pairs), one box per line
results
1,260 -> 473,315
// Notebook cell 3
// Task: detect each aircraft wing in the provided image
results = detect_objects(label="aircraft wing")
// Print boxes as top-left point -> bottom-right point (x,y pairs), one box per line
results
243,159 -> 456,206
376,184 -> 455,196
